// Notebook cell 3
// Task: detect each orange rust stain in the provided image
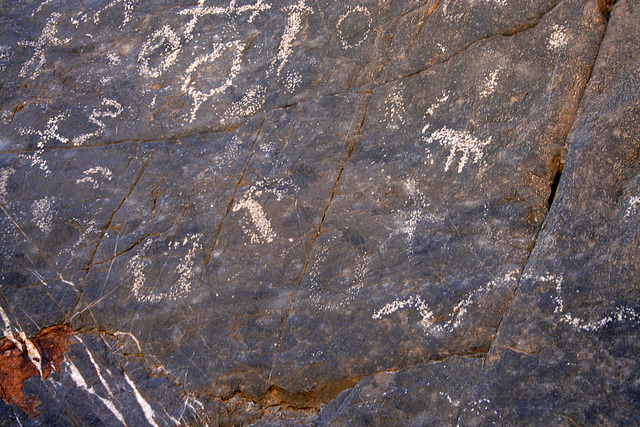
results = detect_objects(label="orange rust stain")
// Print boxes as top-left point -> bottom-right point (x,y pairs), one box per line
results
0,325 -> 72,417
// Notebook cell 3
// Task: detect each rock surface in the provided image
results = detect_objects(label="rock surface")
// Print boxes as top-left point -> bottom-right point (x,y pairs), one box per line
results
0,0 -> 637,425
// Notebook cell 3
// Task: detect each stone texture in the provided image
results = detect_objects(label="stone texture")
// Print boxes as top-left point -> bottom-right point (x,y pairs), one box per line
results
0,0 -> 637,425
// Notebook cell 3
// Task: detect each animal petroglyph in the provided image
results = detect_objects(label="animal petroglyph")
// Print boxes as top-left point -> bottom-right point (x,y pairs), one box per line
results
233,179 -> 296,244
423,127 -> 491,173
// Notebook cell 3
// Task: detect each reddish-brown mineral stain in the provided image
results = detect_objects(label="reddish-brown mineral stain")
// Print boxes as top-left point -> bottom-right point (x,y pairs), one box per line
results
0,325 -> 72,417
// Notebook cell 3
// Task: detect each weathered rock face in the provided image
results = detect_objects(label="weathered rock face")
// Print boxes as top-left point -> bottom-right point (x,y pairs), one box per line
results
0,0 -> 637,425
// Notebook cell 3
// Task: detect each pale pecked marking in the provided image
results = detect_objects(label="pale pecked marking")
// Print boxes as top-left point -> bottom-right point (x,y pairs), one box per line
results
270,0 -> 313,78
372,294 -> 434,328
424,127 -> 491,173
19,12 -> 70,79
182,40 -> 244,123
336,5 -> 372,49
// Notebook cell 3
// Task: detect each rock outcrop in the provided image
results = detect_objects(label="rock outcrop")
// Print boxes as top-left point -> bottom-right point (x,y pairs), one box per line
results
0,0 -> 637,425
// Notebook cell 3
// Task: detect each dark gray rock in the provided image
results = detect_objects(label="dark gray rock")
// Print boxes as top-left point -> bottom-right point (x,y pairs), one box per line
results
0,0 -> 637,425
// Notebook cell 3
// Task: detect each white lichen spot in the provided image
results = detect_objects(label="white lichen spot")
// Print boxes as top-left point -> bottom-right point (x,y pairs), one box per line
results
336,5 -> 372,49
31,196 -> 55,233
373,294 -> 434,328
72,99 -> 123,145
19,13 -> 71,79
0,168 -> 15,203
269,0 -> 313,78
76,167 -> 113,189
480,68 -> 499,97
423,127 -> 491,173
182,40 -> 243,123
548,24 -> 568,52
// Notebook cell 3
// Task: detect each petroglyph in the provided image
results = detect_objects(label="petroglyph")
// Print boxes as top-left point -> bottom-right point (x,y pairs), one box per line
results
422,91 -> 450,135
480,69 -> 500,97
233,179 -> 296,244
434,271 -> 518,333
270,0 -> 313,79
130,235 -> 203,303
182,40 -> 244,123
625,195 -> 640,217
284,70 -> 302,92
389,179 -> 433,252
72,99 -> 123,145
71,0 -> 137,27
336,6 -> 372,49
179,0 -> 271,36
372,294 -> 434,328
31,196 -> 55,234
535,273 -> 640,333
19,13 -> 70,80
0,168 -> 15,203
0,45 -> 11,72
222,85 -> 267,124
384,83 -> 407,129
138,25 -> 182,79
76,167 -> 113,189
423,127 -> 491,173
548,24 -> 568,51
